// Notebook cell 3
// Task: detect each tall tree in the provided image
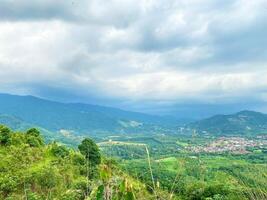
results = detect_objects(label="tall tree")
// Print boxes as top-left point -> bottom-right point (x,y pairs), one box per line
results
78,138 -> 101,166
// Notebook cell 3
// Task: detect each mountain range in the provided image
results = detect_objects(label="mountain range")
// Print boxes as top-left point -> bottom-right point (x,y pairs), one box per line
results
0,93 -> 267,142
0,93 -> 178,138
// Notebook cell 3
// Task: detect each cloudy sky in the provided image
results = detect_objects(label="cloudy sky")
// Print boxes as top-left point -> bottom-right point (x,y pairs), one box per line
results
0,0 -> 267,118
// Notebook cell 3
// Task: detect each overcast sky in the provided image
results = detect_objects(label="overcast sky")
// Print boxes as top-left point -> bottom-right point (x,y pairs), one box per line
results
0,0 -> 267,118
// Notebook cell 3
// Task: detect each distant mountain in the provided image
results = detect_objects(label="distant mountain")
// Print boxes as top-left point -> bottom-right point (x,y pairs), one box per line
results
0,93 -> 178,137
0,113 -> 79,145
0,114 -> 31,130
188,110 -> 267,136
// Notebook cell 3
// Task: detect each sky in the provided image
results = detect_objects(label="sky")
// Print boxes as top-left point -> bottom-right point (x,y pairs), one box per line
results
0,0 -> 267,118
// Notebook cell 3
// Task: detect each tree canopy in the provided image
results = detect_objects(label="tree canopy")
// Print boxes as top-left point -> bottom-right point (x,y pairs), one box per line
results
78,138 -> 101,167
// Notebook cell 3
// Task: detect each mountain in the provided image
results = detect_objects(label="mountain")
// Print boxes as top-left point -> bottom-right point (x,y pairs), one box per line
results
0,93 -> 178,137
0,114 -> 31,130
188,110 -> 267,136
0,113 -> 79,145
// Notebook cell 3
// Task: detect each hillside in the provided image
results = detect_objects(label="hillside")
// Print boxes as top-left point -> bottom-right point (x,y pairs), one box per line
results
1,125 -> 266,200
0,114 -> 79,146
0,93 -> 178,137
0,126 -> 154,200
0,114 -> 30,130
188,110 -> 267,135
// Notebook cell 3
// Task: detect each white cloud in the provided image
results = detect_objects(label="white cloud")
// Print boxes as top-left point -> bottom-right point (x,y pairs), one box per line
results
0,0 -> 266,113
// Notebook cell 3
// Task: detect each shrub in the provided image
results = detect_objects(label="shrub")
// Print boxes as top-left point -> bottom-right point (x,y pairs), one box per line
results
51,143 -> 69,158
26,128 -> 44,147
0,125 -> 11,145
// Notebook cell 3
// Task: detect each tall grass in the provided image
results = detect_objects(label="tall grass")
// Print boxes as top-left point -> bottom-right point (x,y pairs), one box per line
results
145,146 -> 156,194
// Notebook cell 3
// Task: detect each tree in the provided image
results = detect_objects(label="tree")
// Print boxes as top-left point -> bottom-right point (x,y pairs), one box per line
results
0,125 -> 11,145
26,128 -> 41,137
78,138 -> 101,167
26,128 -> 44,147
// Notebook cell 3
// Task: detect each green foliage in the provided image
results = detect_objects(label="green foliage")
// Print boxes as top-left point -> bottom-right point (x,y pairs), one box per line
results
26,128 -> 44,147
0,126 -> 153,200
0,127 -> 91,199
26,128 -> 41,137
0,125 -> 266,200
9,132 -> 26,146
34,166 -> 58,190
72,152 -> 86,165
96,185 -> 104,200
0,175 -> 19,197
122,153 -> 267,200
0,125 -> 11,145
26,192 -> 43,200
78,138 -> 101,166
51,142 -> 69,158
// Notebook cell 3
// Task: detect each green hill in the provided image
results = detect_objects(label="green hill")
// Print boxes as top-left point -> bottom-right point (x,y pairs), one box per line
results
0,114 -> 80,146
188,110 -> 267,135
0,125 -> 154,200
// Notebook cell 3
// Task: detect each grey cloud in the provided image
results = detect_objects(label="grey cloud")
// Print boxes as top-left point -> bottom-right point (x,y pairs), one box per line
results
0,0 -> 141,28
0,0 -> 267,115
0,0 -> 77,21
206,8 -> 267,65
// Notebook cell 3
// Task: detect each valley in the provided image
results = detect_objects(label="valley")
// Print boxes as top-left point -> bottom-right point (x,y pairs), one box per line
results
0,94 -> 267,199
1,0 -> 267,199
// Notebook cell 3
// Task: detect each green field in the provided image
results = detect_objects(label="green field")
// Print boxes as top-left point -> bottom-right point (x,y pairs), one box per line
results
99,134 -> 267,200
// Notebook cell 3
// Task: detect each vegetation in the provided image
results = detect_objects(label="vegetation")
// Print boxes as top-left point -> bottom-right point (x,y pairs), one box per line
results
1,125 -> 266,200
0,94 -> 178,138
121,154 -> 267,200
0,126 -> 153,200
100,135 -> 267,200
188,110 -> 267,136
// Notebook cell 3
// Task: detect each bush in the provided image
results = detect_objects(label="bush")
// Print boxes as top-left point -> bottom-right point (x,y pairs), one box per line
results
72,153 -> 86,165
51,143 -> 69,158
33,166 -> 58,190
0,175 -> 19,197
26,128 -> 44,147
72,177 -> 89,199
0,125 -> 11,145
9,133 -> 26,146
60,190 -> 84,200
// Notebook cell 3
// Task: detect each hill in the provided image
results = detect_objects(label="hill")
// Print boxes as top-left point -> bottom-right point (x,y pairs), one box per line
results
0,114 -> 31,130
0,126 -> 153,200
188,110 -> 267,135
0,114 -> 79,145
0,93 -> 178,137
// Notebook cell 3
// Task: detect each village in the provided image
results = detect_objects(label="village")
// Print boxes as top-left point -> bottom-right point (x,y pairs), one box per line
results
189,136 -> 267,154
